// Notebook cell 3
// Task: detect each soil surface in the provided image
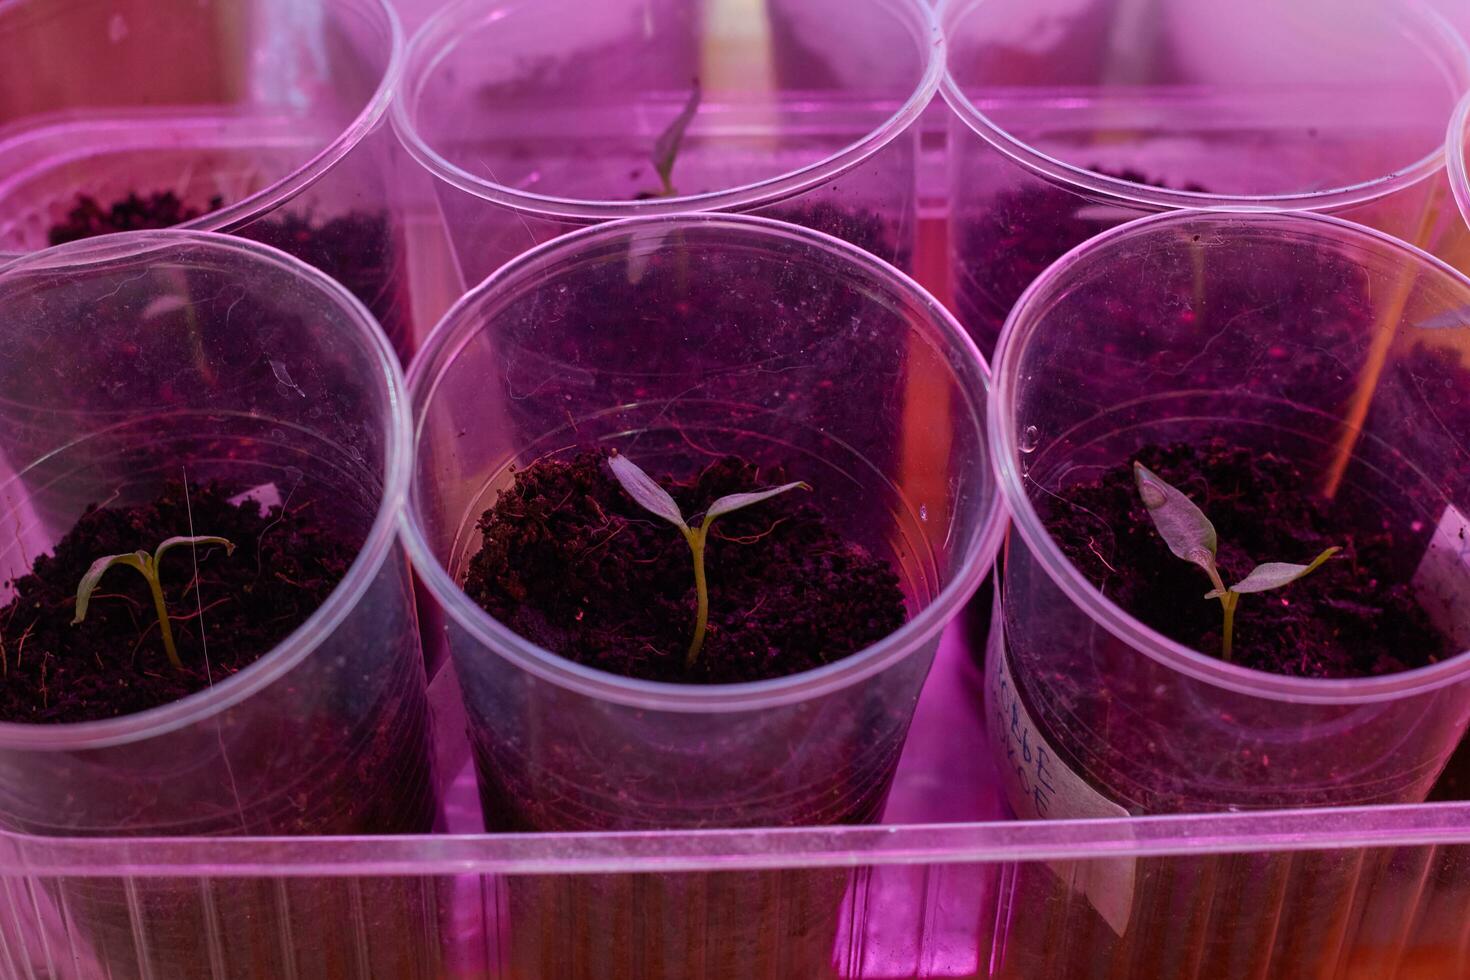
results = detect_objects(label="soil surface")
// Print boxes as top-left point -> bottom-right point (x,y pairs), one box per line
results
465,451 -> 907,684
0,482 -> 357,723
763,200 -> 911,270
242,209 -> 401,331
958,166 -> 1206,356
7,190 -> 396,488
46,190 -> 406,353
49,192 -> 224,245
1037,439 -> 1455,678
496,206 -> 909,482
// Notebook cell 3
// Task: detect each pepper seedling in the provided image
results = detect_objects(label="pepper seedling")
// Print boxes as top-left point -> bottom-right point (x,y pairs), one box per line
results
640,78 -> 702,199
608,452 -> 806,666
1132,461 -> 1338,662
72,535 -> 236,670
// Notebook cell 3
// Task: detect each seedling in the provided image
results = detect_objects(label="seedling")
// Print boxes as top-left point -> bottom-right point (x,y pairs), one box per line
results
641,78 -> 702,199
72,536 -> 236,670
608,452 -> 806,666
1132,462 -> 1338,662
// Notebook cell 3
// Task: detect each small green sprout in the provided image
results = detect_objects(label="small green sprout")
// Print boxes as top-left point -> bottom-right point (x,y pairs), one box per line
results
608,452 -> 806,666
641,78 -> 702,199
1132,462 -> 1338,662
72,536 -> 236,670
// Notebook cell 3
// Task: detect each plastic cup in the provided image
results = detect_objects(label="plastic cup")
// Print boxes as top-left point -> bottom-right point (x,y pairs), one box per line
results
392,0 -> 942,289
940,0 -> 1470,356
1454,91 -> 1470,219
0,232 -> 438,978
992,209 -> 1470,814
986,210 -> 1470,975
1451,91 -> 1470,271
1429,0 -> 1470,39
1433,92 -> 1470,806
0,0 -> 435,361
403,213 -> 1005,976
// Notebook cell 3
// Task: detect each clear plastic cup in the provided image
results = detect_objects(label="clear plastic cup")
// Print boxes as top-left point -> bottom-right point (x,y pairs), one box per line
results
392,0 -> 942,288
0,0 -> 434,361
940,0 -> 1470,356
1429,90 -> 1470,806
1453,90 -> 1470,253
992,209 -> 1470,815
403,213 -> 1005,976
986,209 -> 1470,977
1429,0 -> 1470,39
0,231 -> 438,978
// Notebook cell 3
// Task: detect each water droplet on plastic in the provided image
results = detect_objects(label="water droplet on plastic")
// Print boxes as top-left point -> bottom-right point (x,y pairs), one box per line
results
1019,425 -> 1040,453
919,504 -> 928,522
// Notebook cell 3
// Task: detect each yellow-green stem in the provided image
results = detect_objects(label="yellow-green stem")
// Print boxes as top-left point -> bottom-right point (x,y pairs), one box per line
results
1197,556 -> 1237,663
144,568 -> 183,671
685,524 -> 711,667
1219,592 -> 1238,663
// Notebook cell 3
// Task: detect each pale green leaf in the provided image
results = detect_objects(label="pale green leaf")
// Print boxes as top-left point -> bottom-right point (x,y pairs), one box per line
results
652,78 -> 702,196
1221,547 -> 1341,596
703,482 -> 809,525
608,453 -> 687,530
1133,461 -> 1218,572
72,551 -> 149,625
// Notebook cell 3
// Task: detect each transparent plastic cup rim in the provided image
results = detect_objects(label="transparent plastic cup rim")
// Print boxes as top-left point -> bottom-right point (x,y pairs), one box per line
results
7,800 -> 1470,873
1452,92 -> 1470,229
990,208 -> 1470,706
938,0 -> 1470,213
71,0 -> 405,240
0,230 -> 413,749
390,0 -> 943,222
401,212 -> 1009,713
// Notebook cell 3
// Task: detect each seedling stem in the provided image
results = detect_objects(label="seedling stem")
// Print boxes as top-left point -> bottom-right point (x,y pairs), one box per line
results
72,535 -> 235,670
608,453 -> 806,666
1133,461 -> 1337,662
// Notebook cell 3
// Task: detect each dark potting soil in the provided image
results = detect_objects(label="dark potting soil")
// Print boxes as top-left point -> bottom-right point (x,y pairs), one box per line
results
0,482 -> 357,724
46,190 -> 405,351
623,185 -> 909,268
764,200 -> 912,270
496,202 -> 909,478
1377,340 -> 1470,504
48,192 -> 224,245
1037,439 -> 1455,678
977,198 -> 1375,425
4,192 -> 393,481
243,209 -> 402,331
465,451 -> 907,684
957,166 -> 1207,356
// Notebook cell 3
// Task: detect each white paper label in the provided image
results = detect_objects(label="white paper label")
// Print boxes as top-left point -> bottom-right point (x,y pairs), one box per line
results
987,616 -> 1136,937
1412,504 -> 1470,650
227,482 -> 283,511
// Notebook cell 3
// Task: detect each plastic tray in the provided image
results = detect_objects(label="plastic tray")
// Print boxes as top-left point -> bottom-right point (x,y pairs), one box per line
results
3,17 -> 1468,973
1,619 -> 1467,979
